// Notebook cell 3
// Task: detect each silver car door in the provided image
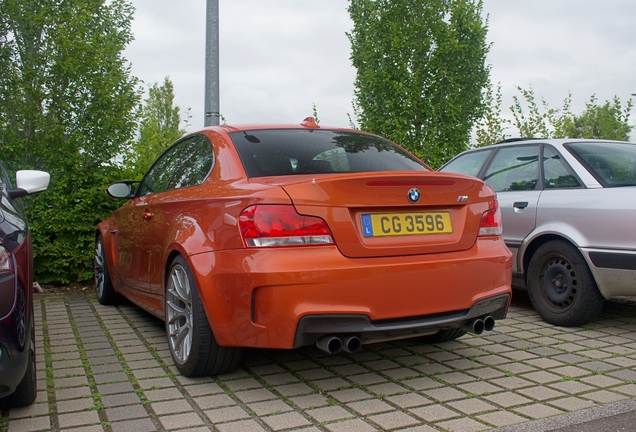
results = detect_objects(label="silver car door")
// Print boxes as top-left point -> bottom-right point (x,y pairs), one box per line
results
482,145 -> 541,275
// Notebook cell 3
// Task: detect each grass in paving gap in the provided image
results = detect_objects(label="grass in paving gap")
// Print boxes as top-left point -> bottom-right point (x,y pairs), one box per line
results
109,298 -> 218,430
347,343 -> 467,424
210,375 -> 282,430
370,337 -> 534,427
84,296 -> 165,430
239,353 -> 349,428
64,297 -> 112,430
40,298 -> 61,429
259,343 -> 430,427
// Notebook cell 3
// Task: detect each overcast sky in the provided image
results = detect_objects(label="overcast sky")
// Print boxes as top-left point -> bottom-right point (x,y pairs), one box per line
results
124,0 -> 636,137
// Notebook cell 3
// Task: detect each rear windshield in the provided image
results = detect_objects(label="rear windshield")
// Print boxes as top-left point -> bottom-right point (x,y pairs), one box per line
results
565,141 -> 636,187
229,129 -> 429,177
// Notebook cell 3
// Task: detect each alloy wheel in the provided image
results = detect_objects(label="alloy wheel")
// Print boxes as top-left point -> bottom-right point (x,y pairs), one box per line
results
166,264 -> 194,365
94,240 -> 105,299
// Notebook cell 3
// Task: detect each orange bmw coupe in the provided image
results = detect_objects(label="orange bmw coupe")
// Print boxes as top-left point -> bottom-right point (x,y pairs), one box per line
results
95,118 -> 512,376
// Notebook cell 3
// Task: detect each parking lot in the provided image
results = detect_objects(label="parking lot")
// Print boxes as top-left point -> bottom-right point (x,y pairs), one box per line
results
3,290 -> 636,432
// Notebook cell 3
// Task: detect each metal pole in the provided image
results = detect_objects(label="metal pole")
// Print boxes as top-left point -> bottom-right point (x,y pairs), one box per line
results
204,0 -> 220,126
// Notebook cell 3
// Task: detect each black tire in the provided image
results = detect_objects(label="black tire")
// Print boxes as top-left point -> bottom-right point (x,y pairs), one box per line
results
94,235 -> 119,305
165,256 -> 242,377
527,240 -> 604,327
0,309 -> 37,408
418,328 -> 467,344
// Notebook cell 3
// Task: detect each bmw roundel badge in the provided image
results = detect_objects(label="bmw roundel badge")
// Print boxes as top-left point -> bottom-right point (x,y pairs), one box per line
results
407,188 -> 420,204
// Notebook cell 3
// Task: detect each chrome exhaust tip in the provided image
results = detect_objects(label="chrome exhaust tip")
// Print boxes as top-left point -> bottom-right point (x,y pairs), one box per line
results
473,318 -> 485,335
483,315 -> 495,332
341,336 -> 362,354
316,336 -> 342,354
463,318 -> 485,335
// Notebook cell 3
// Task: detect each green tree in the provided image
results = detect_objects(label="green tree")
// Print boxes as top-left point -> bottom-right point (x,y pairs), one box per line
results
510,86 -> 572,138
129,77 -> 185,177
347,0 -> 491,168
509,86 -> 632,141
562,95 -> 633,141
474,81 -> 509,147
0,0 -> 140,283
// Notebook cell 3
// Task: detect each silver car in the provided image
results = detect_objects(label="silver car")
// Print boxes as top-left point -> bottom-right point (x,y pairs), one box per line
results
440,138 -> 636,326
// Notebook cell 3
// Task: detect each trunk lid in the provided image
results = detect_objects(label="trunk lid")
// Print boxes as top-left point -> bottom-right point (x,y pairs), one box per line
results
276,171 -> 494,258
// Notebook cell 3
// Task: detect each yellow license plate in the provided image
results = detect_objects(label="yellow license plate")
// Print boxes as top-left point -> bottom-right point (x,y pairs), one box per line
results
361,212 -> 452,237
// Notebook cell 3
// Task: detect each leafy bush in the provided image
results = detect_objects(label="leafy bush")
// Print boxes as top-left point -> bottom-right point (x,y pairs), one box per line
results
0,0 -> 139,284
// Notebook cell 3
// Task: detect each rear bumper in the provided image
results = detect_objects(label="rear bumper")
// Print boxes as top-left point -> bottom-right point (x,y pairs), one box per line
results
188,237 -> 512,349
293,293 -> 509,347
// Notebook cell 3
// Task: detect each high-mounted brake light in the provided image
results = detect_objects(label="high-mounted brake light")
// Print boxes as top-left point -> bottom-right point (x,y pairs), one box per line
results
479,200 -> 503,236
239,205 -> 334,248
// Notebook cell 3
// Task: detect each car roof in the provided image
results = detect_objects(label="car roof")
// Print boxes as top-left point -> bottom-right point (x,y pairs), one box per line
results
200,117 -> 357,134
489,137 -> 634,147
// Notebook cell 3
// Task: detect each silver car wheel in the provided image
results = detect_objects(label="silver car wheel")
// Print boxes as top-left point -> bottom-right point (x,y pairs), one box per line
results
166,264 -> 194,365
528,240 -> 604,327
94,240 -> 105,299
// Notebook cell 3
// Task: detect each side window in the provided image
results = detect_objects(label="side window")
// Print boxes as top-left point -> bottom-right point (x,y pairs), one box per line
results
440,149 -> 492,177
138,144 -> 184,196
138,135 -> 214,196
483,145 -> 539,192
167,135 -> 214,189
543,146 -> 581,189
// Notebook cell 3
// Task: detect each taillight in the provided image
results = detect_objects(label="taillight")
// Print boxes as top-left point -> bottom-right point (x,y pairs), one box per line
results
479,200 -> 503,236
239,205 -> 334,247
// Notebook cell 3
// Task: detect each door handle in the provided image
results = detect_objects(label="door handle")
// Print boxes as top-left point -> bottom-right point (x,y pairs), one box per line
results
513,201 -> 529,209
143,211 -> 154,222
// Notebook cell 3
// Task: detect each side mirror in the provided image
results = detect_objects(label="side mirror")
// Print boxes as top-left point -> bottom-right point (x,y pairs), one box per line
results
105,182 -> 136,199
8,170 -> 51,199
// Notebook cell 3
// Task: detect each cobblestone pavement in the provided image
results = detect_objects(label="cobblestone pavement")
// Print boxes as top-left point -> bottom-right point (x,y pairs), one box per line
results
3,291 -> 636,432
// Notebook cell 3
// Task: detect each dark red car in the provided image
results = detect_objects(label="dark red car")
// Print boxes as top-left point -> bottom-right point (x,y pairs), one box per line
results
0,165 -> 49,408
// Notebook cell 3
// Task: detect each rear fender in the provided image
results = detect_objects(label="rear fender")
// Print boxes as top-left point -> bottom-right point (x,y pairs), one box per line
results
519,225 -> 604,295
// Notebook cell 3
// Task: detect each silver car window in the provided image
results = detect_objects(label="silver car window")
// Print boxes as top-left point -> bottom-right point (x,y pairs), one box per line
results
483,145 -> 539,192
543,146 -> 582,189
440,149 -> 493,177
565,142 -> 636,187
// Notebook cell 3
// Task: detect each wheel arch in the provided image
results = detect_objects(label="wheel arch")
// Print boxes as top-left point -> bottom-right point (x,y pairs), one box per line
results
164,249 -> 184,287
163,249 -> 218,332
521,234 -> 579,283
520,219 -> 599,277
521,233 -> 601,294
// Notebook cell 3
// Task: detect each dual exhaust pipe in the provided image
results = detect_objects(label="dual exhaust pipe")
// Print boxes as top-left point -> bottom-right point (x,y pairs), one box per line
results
316,335 -> 362,355
463,315 -> 496,335
315,315 -> 496,354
